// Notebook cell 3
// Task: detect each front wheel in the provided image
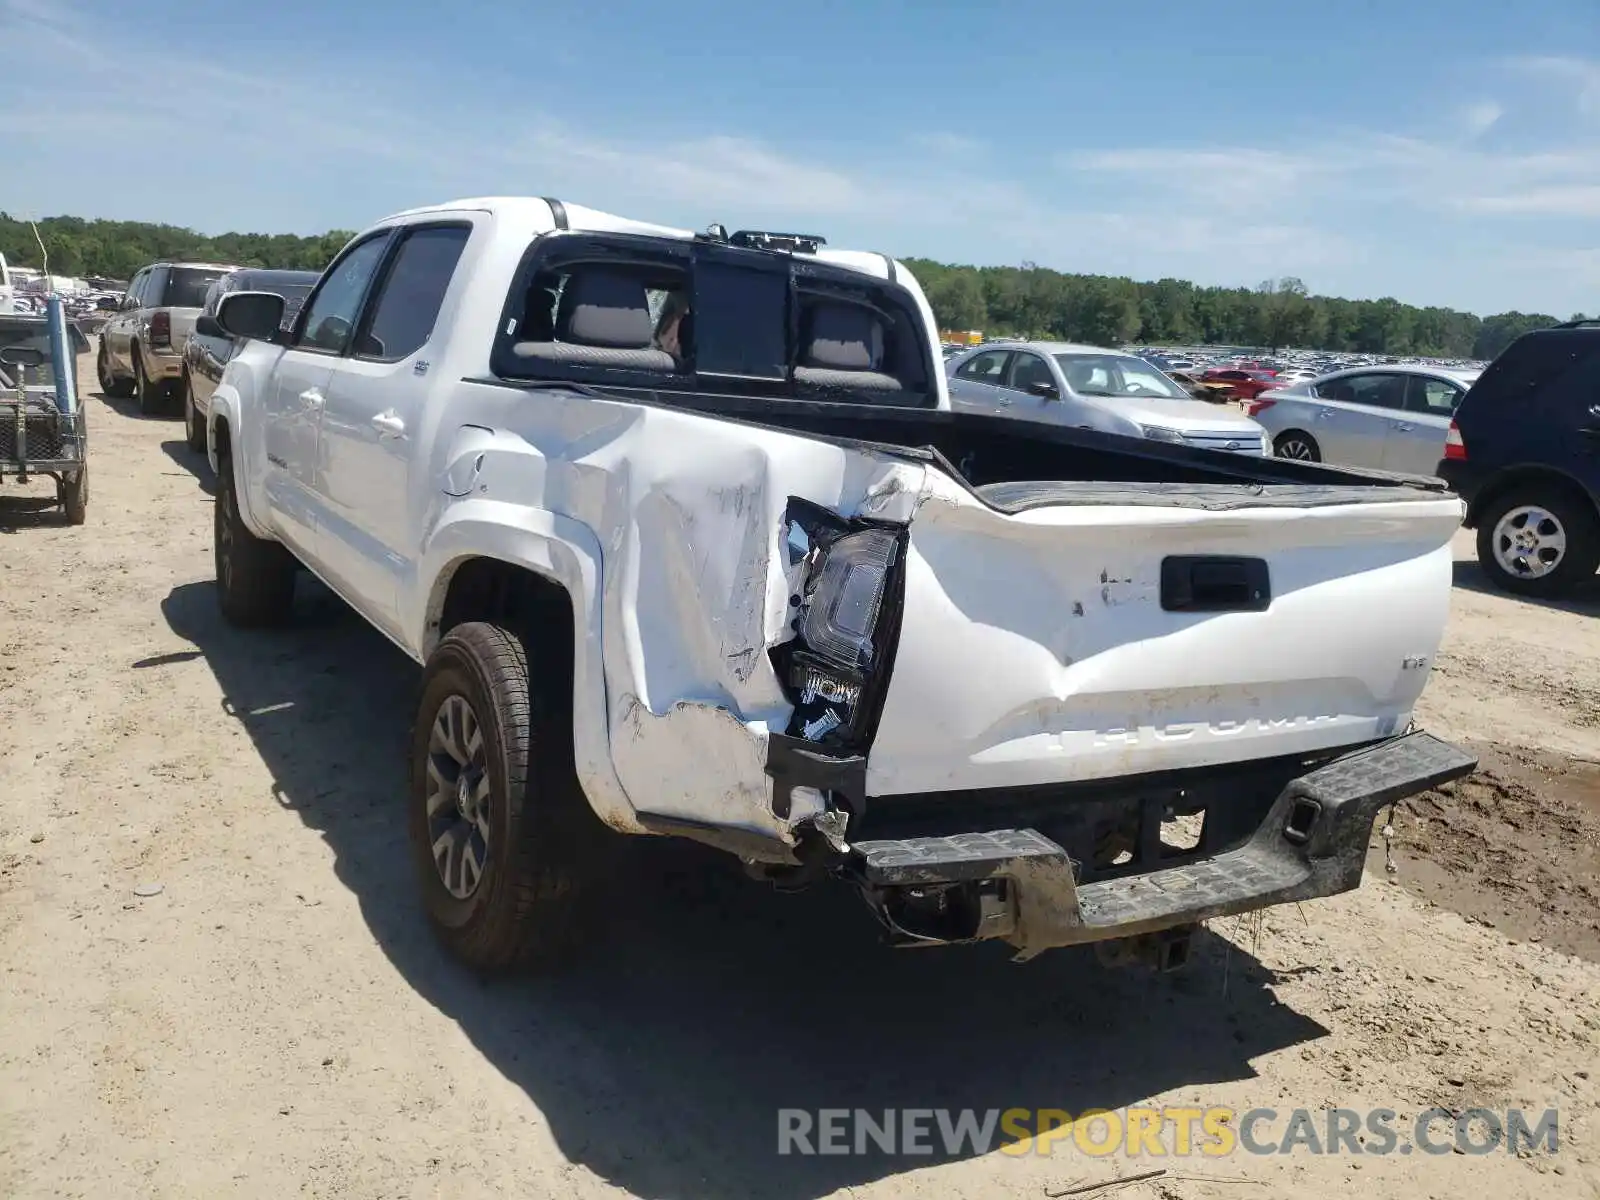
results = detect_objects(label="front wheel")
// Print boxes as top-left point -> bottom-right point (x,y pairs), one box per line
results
214,452 -> 296,625
1476,486 -> 1600,599
1273,430 -> 1321,462
410,621 -> 591,974
183,373 -> 206,452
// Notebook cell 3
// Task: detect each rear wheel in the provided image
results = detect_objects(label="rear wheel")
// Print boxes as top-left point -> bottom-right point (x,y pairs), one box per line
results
214,451 -> 296,625
1476,485 -> 1600,599
133,347 -> 162,415
57,466 -> 88,525
410,621 -> 593,974
98,341 -> 133,398
1273,431 -> 1321,462
183,372 -> 205,452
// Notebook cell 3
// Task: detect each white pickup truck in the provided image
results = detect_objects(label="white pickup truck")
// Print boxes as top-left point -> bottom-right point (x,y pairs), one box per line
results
202,196 -> 1475,973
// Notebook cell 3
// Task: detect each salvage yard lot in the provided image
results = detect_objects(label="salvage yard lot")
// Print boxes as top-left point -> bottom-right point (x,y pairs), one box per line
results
1,353 -> 1597,1200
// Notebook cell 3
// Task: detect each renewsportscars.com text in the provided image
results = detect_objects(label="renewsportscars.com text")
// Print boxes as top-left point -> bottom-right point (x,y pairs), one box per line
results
776,1106 -> 1560,1159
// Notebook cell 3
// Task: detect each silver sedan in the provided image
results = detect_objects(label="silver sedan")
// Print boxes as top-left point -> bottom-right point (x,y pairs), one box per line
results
1248,365 -> 1481,475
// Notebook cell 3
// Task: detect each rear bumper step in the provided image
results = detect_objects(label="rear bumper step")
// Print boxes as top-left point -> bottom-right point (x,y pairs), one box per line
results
847,731 -> 1476,958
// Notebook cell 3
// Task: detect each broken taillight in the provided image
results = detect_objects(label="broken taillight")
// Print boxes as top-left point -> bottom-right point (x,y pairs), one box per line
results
1444,420 -> 1467,461
1243,397 -> 1276,418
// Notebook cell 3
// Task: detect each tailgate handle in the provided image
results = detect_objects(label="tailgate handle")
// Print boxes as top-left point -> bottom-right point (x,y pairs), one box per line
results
1160,556 -> 1271,613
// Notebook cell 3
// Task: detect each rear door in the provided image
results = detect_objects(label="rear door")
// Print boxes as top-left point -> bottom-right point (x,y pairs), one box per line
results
315,221 -> 472,637
261,232 -> 393,564
1382,375 -> 1462,475
947,349 -> 1011,413
106,270 -> 147,369
1310,371 -> 1405,468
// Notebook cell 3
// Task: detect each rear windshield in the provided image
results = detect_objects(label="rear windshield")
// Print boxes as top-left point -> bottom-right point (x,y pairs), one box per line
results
1468,332 -> 1600,407
276,284 -> 314,327
490,233 -> 935,407
163,267 -> 230,308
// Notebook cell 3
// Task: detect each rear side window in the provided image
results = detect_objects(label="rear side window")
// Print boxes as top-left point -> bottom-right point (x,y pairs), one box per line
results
1468,333 -> 1600,409
355,225 -> 471,361
163,267 -> 228,308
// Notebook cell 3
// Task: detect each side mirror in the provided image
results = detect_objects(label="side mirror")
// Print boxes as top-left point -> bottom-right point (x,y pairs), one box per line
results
96,296 -> 118,312
1026,380 -> 1059,399
216,290 -> 287,342
194,314 -> 226,339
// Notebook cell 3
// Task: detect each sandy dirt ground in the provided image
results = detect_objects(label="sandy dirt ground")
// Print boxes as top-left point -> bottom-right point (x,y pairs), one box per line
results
1,358 -> 1597,1199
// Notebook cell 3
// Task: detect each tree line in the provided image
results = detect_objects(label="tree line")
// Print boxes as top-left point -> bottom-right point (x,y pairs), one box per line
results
908,261 -> 1577,362
1,213 -> 1573,362
0,213 -> 354,285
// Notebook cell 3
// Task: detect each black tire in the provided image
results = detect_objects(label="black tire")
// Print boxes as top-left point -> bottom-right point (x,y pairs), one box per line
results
1475,485 -> 1600,599
133,347 -> 162,415
183,372 -> 206,452
98,341 -> 133,398
214,451 -> 296,625
58,466 -> 88,525
409,621 -> 592,974
1273,430 -> 1321,462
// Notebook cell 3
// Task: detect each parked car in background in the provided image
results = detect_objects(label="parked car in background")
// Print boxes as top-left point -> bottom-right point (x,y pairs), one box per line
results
1437,320 -> 1600,598
1200,367 -> 1279,401
97,261 -> 239,413
180,268 -> 319,451
947,340 -> 1269,453
1168,370 -> 1238,403
1249,364 -> 1480,475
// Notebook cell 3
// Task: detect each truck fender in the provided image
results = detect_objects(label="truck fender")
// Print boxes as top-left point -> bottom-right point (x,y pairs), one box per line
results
413,501 -> 643,835
205,384 -> 274,541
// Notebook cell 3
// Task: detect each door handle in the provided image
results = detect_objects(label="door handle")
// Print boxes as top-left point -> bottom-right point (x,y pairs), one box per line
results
371,410 -> 406,438
1391,421 -> 1413,432
299,387 -> 324,409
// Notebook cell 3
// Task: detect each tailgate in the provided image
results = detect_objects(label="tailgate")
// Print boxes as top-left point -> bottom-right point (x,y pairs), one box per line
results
864,473 -> 1463,797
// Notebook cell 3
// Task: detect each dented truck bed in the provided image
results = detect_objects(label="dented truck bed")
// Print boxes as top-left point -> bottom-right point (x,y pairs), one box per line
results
440,383 -> 1475,957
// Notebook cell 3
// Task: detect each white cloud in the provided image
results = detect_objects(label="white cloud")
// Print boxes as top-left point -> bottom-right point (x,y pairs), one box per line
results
1509,55 -> 1600,118
1461,100 -> 1505,138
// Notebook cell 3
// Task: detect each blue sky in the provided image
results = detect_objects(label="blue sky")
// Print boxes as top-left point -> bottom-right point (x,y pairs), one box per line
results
2,0 -> 1598,316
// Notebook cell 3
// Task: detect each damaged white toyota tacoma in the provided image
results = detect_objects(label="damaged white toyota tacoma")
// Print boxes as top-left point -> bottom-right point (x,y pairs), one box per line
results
203,196 -> 1475,973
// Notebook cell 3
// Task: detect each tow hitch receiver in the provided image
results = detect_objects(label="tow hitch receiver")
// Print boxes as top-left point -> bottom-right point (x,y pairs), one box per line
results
847,731 -> 1477,962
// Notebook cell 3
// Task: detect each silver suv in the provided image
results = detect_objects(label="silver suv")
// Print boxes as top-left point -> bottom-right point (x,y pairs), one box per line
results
97,261 -> 238,413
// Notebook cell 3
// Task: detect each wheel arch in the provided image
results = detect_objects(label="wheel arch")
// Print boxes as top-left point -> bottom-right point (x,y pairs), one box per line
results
1464,466 -> 1600,530
415,508 -> 641,835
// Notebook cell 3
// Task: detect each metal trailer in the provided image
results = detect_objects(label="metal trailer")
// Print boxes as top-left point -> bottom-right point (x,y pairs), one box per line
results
0,295 -> 89,523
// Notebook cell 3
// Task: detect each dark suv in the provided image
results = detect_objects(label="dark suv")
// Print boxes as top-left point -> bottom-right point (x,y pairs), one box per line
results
1437,320 -> 1600,598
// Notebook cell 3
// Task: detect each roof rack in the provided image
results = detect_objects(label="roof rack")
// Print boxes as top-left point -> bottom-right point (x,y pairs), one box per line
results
694,226 -> 826,254
1552,318 -> 1600,330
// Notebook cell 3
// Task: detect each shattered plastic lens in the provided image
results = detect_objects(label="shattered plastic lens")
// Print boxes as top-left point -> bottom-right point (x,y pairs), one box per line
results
800,528 -> 898,673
